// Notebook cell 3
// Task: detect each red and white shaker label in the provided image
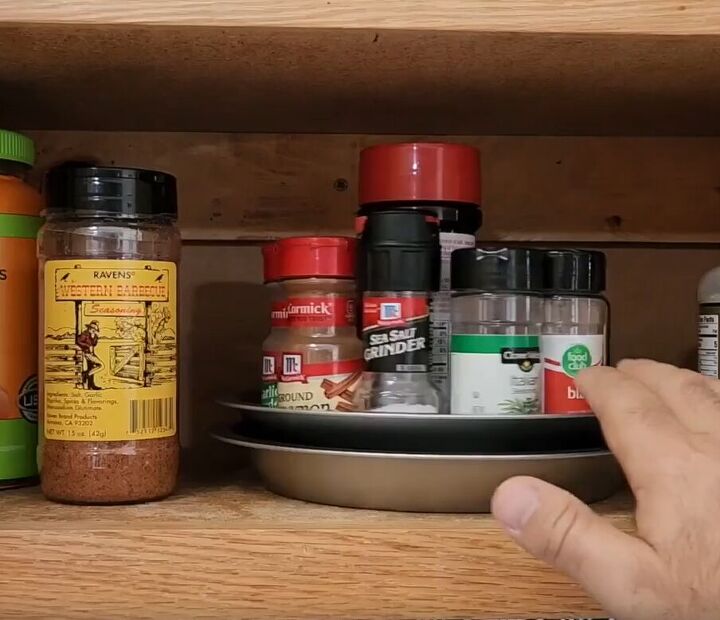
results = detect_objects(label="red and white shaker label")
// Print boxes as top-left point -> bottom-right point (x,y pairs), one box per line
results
278,356 -> 362,411
270,301 -> 289,328
542,335 -> 604,414
285,296 -> 355,328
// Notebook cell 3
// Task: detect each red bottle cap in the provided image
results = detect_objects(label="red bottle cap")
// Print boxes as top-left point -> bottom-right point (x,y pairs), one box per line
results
359,142 -> 481,206
277,236 -> 356,279
261,242 -> 281,283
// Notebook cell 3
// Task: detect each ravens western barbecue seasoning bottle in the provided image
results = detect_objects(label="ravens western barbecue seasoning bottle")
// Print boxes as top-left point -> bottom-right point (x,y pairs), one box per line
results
450,248 -> 544,416
353,210 -> 441,413
358,142 -> 481,413
38,165 -> 180,504
0,130 -> 42,490
542,250 -> 608,414
275,237 -> 363,411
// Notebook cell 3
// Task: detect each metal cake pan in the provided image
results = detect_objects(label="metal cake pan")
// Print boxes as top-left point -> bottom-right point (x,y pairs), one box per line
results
212,427 -> 623,513
216,399 -> 606,454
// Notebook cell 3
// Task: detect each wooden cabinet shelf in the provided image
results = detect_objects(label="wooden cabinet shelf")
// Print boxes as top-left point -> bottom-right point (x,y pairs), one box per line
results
2,2 -> 720,134
0,472 -> 633,618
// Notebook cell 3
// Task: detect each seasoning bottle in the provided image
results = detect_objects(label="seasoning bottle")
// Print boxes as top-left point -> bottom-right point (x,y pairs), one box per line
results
358,143 -> 481,412
450,248 -> 544,415
353,210 -> 441,413
275,237 -> 363,411
698,265 -> 720,378
39,165 -> 180,504
261,242 -> 286,407
542,250 -> 608,414
0,130 -> 41,490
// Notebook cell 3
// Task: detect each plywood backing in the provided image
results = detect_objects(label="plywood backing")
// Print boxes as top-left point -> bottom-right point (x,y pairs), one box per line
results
1,0 -> 718,33
4,25 -> 720,134
28,131 -> 720,243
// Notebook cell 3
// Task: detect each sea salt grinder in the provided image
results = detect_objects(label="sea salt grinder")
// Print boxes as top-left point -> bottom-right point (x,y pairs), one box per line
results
353,210 -> 441,413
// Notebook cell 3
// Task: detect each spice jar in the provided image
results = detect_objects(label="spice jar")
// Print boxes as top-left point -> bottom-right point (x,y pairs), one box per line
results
358,143 -> 481,412
38,165 -> 180,504
353,210 -> 441,413
261,242 -> 286,407
0,130 -> 42,489
275,237 -> 363,411
698,264 -> 720,378
542,250 -> 608,414
450,248 -> 544,415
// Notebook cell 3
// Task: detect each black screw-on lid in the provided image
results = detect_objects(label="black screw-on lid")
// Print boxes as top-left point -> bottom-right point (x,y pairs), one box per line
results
544,249 -> 606,294
451,248 -> 545,292
45,164 -> 177,218
360,209 -> 440,292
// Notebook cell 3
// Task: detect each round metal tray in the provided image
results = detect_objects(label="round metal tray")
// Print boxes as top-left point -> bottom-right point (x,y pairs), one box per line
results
216,399 -> 605,454
212,426 -> 623,513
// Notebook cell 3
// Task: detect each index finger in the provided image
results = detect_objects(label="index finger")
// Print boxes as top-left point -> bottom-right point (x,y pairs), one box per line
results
576,365 -> 690,492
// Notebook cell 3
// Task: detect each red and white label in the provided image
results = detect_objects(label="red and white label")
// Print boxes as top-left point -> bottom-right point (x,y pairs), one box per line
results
362,296 -> 429,330
542,335 -> 604,415
270,301 -> 289,328
285,296 -> 355,328
277,355 -> 363,411
262,351 -> 279,381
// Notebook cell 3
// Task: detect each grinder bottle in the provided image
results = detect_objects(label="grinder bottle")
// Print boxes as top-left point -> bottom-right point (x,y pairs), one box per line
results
353,210 -> 441,413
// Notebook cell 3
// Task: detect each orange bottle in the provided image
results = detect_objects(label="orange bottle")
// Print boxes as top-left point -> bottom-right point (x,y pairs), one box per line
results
0,130 -> 41,488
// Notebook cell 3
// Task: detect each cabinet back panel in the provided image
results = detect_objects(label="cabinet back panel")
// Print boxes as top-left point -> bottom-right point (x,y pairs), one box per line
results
28,131 -> 720,243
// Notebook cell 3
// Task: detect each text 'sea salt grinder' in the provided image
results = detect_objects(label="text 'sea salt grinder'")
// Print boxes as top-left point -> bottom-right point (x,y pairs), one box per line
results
357,143 -> 481,412
542,250 -> 608,414
450,248 -> 544,415
353,210 -> 441,413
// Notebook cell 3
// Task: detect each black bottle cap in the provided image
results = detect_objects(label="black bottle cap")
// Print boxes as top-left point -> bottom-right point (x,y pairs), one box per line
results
45,164 -> 177,218
451,248 -> 544,292
544,250 -> 606,294
360,210 -> 440,292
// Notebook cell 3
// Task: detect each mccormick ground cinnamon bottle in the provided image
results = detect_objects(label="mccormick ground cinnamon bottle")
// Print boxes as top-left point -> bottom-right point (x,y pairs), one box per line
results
275,237 -> 363,411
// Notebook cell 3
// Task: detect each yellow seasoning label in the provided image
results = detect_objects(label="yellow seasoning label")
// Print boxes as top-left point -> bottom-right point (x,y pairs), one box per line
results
43,260 -> 177,442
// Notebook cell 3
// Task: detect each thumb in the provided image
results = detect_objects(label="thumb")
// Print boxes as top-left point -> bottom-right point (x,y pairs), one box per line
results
491,476 -> 665,619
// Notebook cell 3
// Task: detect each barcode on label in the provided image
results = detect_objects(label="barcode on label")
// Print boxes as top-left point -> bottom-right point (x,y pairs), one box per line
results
129,397 -> 175,434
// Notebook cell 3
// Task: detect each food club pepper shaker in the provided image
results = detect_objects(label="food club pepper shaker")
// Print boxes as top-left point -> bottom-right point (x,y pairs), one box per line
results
542,250 -> 608,414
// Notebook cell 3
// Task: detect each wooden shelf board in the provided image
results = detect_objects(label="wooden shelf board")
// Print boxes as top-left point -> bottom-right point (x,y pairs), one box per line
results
3,24 -> 720,134
26,131 -> 720,244
0,472 -> 632,618
0,1 -> 718,35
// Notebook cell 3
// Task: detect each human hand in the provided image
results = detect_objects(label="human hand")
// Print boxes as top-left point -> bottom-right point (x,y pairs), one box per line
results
491,359 -> 720,619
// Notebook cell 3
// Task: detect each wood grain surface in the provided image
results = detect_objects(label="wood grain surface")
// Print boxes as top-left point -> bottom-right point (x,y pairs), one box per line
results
0,477 -> 633,619
0,0 -> 717,34
4,25 -> 720,135
26,131 -> 720,243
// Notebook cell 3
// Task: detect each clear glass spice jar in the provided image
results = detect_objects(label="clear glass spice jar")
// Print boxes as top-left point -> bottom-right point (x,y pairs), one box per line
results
450,248 -> 545,415
38,165 -> 180,504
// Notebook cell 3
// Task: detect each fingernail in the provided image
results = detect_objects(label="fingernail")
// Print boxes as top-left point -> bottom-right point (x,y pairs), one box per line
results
492,480 -> 540,536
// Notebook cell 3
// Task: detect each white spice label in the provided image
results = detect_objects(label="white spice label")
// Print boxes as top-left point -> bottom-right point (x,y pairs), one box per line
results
450,334 -> 541,415
699,310 -> 720,378
541,334 -> 604,414
430,232 -> 476,397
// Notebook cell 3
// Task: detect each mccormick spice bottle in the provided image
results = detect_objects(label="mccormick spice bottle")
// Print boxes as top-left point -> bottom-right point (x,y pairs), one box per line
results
275,237 -> 363,411
358,143 -> 481,412
261,242 -> 286,407
542,250 -> 608,414
0,130 -> 41,490
450,248 -> 544,416
353,210 -> 441,413
38,165 -> 180,504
